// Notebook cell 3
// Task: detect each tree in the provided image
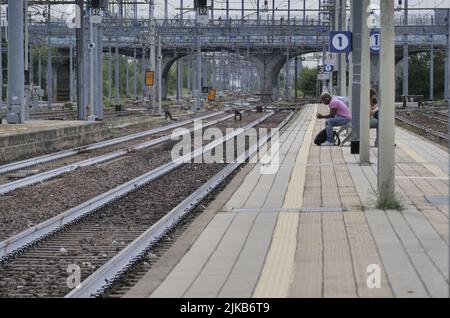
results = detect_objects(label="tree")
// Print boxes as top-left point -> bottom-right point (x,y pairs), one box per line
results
297,67 -> 317,97
396,50 -> 445,100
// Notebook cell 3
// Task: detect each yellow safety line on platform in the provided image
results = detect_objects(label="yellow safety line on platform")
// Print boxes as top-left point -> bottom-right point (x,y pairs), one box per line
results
253,104 -> 317,298
396,141 -> 448,178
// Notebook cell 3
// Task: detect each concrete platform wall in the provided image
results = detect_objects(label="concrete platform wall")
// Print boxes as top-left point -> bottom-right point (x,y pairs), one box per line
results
0,122 -> 107,163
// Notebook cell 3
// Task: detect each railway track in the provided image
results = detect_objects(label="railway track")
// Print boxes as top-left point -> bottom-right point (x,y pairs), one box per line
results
0,112 -> 237,195
0,111 -> 226,175
395,115 -> 449,141
0,110 -> 290,298
29,109 -> 143,120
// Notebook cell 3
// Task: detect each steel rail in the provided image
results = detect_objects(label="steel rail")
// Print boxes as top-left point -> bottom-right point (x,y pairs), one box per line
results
396,115 -> 449,140
0,113 -> 236,196
0,112 -> 274,261
65,111 -> 294,298
0,111 -> 224,175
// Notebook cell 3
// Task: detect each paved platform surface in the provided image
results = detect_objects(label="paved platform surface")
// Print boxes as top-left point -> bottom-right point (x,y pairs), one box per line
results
0,120 -> 95,137
126,104 -> 449,298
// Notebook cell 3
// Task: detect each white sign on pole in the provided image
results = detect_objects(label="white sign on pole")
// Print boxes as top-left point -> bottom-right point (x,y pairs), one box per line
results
324,52 -> 337,66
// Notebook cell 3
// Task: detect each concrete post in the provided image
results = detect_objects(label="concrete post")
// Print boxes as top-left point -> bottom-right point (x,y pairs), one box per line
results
378,0 -> 396,201
7,0 -> 25,123
359,0 -> 370,164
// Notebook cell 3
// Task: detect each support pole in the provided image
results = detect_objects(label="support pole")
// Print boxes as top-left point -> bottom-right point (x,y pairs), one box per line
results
378,0 -> 396,201
226,0 -> 229,21
7,0 -> 25,123
47,4 -> 52,109
430,41 -> 434,101
141,47 -> 145,100
338,0 -> 347,96
39,51 -> 42,90
0,6 -> 3,112
187,56 -> 191,95
359,0 -> 370,164
285,48 -> 290,100
89,20 -> 95,119
115,45 -> 120,105
126,56 -> 129,99
294,56 -> 298,101
108,46 -> 112,101
348,0 -> 353,108
257,0 -> 260,22
164,0 -> 168,20
446,9 -> 450,101
303,0 -> 306,24
402,0 -> 409,97
196,35 -> 202,110
134,47 -> 137,99
75,0 -> 86,120
96,25 -> 103,119
350,0 -> 363,154
70,44 -> 74,102
157,35 -> 162,114
192,53 -> 196,95
177,59 -> 182,100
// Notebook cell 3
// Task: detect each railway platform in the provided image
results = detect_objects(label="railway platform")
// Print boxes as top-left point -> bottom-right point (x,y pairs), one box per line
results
125,104 -> 449,298
0,110 -> 199,163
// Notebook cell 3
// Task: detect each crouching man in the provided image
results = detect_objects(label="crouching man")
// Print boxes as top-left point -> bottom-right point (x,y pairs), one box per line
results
316,92 -> 352,146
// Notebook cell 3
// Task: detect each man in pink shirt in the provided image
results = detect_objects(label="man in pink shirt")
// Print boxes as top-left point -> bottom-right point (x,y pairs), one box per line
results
316,92 -> 352,146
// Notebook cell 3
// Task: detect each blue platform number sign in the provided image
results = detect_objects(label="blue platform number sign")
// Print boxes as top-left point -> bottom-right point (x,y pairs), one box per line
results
324,64 -> 334,73
370,31 -> 380,54
330,31 -> 352,54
